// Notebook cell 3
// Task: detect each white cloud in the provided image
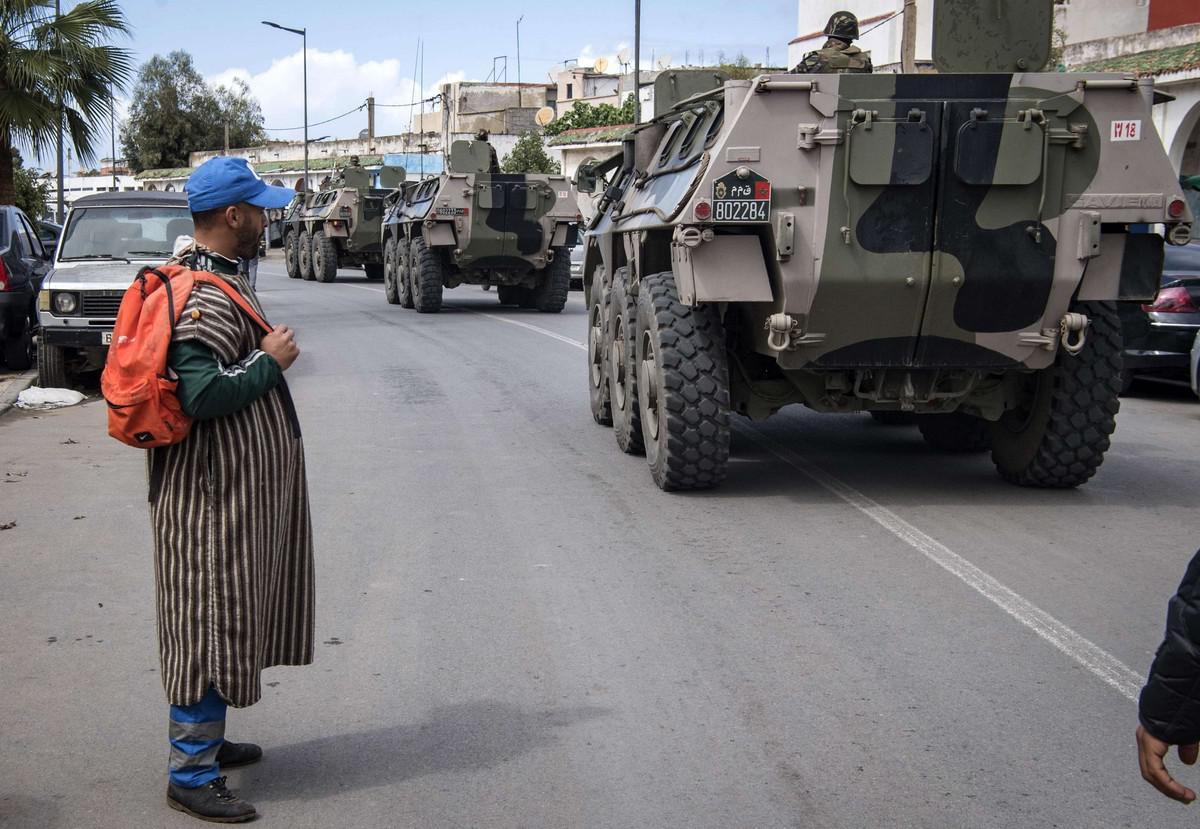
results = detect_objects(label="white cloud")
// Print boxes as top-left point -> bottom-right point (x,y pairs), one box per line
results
208,48 -> 441,140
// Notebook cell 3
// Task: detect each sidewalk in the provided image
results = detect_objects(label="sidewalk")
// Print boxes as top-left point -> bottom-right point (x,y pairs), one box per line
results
0,369 -> 36,417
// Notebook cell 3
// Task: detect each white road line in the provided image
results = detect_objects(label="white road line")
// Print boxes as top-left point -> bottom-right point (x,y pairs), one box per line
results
340,283 -> 386,294
473,306 -> 1147,702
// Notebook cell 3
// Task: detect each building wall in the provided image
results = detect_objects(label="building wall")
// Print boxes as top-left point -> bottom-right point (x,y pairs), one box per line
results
1149,0 -> 1200,31
42,175 -> 143,215
788,0 -> 933,71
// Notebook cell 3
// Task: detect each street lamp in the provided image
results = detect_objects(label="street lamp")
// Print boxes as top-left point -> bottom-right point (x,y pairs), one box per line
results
262,20 -> 308,191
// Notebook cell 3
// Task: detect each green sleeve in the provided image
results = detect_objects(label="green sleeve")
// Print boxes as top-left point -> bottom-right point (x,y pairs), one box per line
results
169,339 -> 282,420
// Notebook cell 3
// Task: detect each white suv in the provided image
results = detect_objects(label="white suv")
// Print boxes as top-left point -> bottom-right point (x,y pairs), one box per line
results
37,191 -> 193,387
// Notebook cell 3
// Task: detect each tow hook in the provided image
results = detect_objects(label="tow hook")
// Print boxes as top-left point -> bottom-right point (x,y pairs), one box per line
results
766,313 -> 799,352
1059,312 -> 1089,356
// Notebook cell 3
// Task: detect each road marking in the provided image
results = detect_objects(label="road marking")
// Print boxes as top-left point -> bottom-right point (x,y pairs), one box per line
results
474,305 -> 1147,702
341,284 -> 386,294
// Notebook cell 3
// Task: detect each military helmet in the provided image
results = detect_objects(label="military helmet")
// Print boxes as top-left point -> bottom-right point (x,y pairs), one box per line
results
475,128 -> 490,142
348,154 -> 360,165
823,10 -> 860,43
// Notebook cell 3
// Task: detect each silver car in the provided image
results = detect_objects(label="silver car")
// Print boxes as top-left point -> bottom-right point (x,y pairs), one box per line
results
37,191 -> 193,388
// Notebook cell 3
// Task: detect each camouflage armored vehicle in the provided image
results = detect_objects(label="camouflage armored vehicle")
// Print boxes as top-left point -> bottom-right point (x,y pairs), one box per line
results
579,1 -> 1194,492
284,160 -> 405,282
380,137 -> 581,313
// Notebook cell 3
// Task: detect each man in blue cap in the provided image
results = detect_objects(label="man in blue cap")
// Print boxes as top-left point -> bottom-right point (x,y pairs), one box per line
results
151,156 -> 316,823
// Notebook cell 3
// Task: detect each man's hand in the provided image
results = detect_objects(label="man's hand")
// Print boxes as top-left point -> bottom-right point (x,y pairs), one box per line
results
260,324 -> 299,371
1137,724 -> 1198,803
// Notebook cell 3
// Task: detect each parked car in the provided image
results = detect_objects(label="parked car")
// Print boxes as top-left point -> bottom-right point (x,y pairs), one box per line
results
569,243 -> 583,291
0,205 -> 53,369
1119,237 -> 1200,390
37,191 -> 193,388
1191,330 -> 1199,399
37,220 -> 63,259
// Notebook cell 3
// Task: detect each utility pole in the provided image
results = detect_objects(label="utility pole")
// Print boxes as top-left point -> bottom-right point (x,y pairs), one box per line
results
516,15 -> 524,109
223,122 -> 230,154
110,85 -> 117,191
55,0 -> 64,221
901,0 -> 917,74
367,96 -> 375,149
262,21 -> 308,190
633,0 -> 641,123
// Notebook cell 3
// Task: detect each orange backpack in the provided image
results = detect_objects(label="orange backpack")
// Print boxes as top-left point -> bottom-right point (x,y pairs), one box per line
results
100,264 -> 272,448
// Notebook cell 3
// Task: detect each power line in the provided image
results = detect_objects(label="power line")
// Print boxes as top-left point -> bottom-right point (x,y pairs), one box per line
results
265,102 -> 366,132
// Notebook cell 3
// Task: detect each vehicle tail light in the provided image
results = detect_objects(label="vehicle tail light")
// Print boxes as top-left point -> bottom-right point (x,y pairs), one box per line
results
694,200 -> 712,222
0,257 -> 8,291
1142,286 -> 1198,313
1167,198 -> 1187,219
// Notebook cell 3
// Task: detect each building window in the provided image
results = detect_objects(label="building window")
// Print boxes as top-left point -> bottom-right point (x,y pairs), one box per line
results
566,83 -> 573,99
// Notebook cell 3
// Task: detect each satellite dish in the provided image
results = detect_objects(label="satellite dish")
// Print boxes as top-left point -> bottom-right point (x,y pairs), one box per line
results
616,47 -> 631,65
657,53 -> 673,69
534,106 -> 556,127
593,56 -> 609,73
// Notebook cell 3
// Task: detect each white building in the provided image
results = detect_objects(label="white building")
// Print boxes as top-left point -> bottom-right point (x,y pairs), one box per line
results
43,174 -> 143,217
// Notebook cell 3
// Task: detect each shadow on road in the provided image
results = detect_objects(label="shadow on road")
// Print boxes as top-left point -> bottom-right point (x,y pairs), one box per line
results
247,699 -> 611,801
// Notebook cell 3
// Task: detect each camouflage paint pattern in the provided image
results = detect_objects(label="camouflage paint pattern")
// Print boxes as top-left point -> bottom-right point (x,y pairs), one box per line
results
589,71 -> 1192,375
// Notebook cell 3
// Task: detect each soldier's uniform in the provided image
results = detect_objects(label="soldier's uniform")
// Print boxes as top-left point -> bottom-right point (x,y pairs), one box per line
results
793,11 -> 873,74
474,129 -> 501,173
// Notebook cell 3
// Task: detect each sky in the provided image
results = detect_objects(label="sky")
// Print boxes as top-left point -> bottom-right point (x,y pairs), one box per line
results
45,0 -> 796,169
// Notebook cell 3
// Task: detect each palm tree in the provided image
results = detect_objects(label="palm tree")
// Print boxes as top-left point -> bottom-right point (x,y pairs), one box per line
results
0,0 -> 132,206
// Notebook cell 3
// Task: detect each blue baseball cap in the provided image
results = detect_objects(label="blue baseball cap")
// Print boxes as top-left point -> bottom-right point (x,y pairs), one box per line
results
185,156 -> 296,213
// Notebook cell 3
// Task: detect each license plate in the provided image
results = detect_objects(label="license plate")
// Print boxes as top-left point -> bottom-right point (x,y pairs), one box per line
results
713,200 -> 770,222
101,331 -> 112,345
712,168 -> 771,223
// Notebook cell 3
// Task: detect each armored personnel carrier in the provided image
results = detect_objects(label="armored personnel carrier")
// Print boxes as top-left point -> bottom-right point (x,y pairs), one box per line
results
579,0 -> 1194,491
380,138 -> 581,313
284,161 -> 405,282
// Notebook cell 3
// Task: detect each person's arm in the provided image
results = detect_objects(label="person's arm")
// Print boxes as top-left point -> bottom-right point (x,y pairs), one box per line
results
1137,549 -> 1200,803
169,339 -> 281,420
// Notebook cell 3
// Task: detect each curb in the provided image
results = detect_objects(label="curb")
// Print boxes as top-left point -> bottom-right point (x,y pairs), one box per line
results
0,370 -> 37,418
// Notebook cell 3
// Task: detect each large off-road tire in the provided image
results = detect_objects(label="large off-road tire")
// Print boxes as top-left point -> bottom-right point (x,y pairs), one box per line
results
312,230 -> 338,283
36,338 -> 69,387
497,285 -> 523,306
383,238 -> 400,305
608,274 -> 643,454
917,412 -> 992,452
869,411 -> 917,426
4,326 -> 33,371
364,263 -> 384,280
532,249 -> 571,313
298,230 -> 315,280
398,239 -> 415,309
587,267 -> 613,427
409,236 -> 444,314
990,300 -> 1122,488
635,271 -> 730,491
284,231 -> 301,279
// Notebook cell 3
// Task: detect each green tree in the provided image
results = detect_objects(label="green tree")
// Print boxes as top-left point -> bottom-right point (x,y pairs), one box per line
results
12,152 -> 49,220
500,132 -> 561,174
0,0 -> 132,206
543,96 -> 636,137
121,52 -> 266,172
715,53 -> 759,80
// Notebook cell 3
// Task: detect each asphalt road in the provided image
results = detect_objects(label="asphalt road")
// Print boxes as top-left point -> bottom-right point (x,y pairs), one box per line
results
2,257 -> 1199,828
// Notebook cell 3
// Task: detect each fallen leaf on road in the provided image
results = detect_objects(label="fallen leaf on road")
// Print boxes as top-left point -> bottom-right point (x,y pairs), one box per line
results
0,522 -> 15,530
62,438 -> 78,445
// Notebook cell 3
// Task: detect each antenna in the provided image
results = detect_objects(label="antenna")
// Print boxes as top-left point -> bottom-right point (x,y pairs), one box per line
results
616,46 -> 631,73
593,55 -> 609,74
657,53 -> 672,70
534,106 -> 555,127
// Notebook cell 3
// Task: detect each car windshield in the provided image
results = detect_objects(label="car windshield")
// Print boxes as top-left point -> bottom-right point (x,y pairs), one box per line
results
58,205 -> 193,261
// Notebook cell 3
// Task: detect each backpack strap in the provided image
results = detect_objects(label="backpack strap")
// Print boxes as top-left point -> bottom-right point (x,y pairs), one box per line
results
191,272 -> 274,334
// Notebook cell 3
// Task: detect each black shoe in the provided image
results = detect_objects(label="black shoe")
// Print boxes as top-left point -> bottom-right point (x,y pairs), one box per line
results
216,741 -> 263,769
167,776 -> 257,823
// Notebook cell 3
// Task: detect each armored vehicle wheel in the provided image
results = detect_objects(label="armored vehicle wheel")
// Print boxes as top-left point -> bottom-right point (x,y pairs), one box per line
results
634,271 -> 730,491
284,232 -> 301,279
383,239 -> 400,305
587,267 -> 613,427
532,249 -> 571,313
364,263 -> 384,280
917,413 -> 992,452
397,241 -> 415,309
298,230 -> 315,280
37,338 -> 69,388
990,301 -> 1122,488
312,230 -> 338,283
608,274 -> 643,454
870,411 -> 917,426
409,237 -> 443,314
517,289 -> 537,309
496,285 -> 523,306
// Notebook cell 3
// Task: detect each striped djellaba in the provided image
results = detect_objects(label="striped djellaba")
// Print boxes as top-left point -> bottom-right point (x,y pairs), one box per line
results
149,268 -> 314,708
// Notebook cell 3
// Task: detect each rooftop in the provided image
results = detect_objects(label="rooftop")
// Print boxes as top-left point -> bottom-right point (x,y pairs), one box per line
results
547,124 -> 634,146
1072,41 -> 1200,77
137,154 -> 389,181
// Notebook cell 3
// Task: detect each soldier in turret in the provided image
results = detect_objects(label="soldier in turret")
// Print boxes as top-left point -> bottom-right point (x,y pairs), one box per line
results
792,11 -> 873,74
474,129 -> 501,173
